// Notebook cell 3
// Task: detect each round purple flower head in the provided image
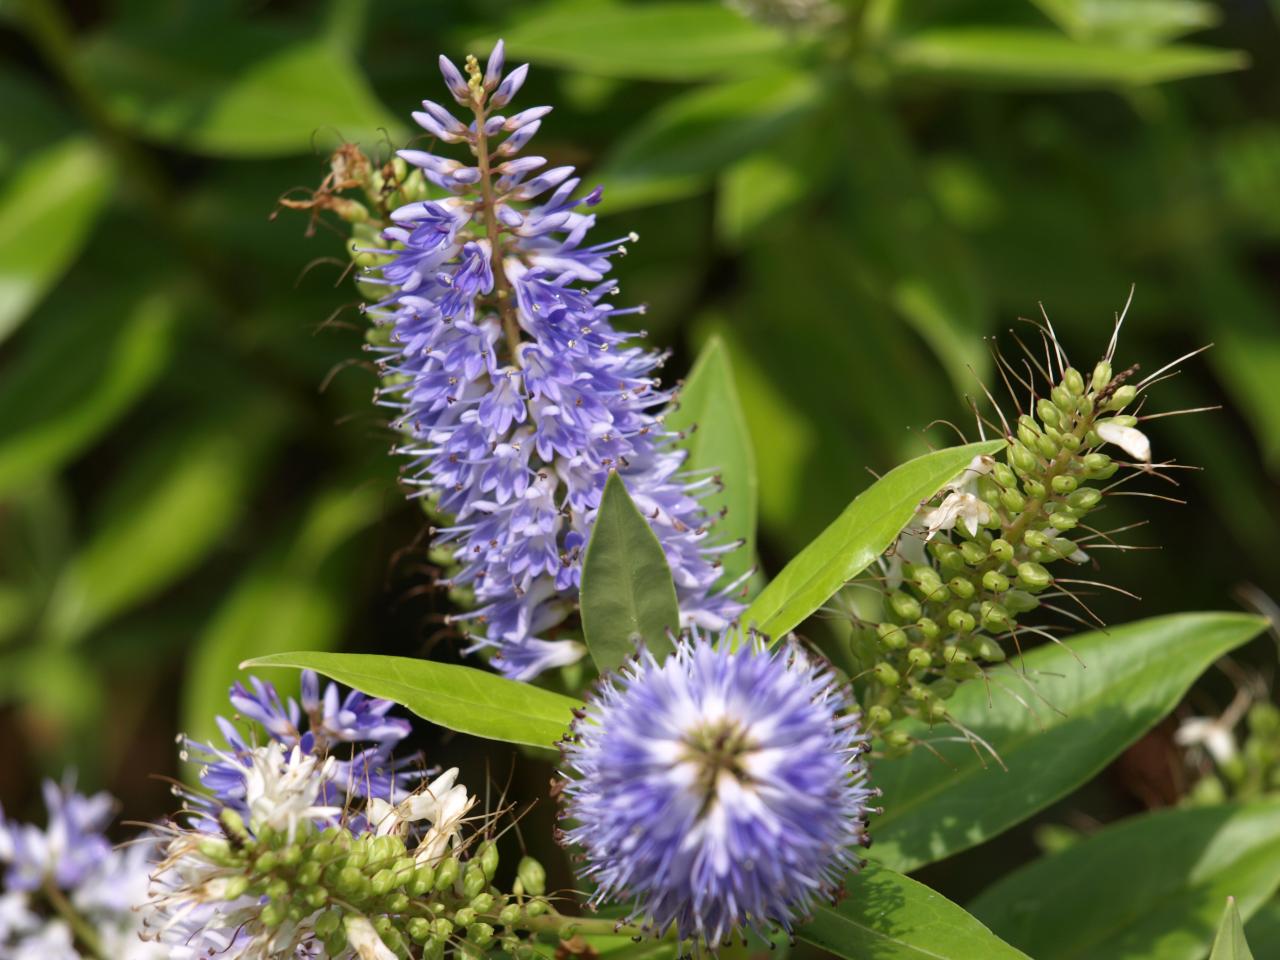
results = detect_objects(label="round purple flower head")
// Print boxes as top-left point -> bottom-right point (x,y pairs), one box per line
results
365,41 -> 744,680
558,632 -> 873,946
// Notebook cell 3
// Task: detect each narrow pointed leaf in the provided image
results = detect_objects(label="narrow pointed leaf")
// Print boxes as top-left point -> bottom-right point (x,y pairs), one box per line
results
743,440 -> 1005,639
871,612 -> 1267,872
971,801 -> 1280,960
799,863 -> 1030,959
244,652 -> 582,751
1211,898 -> 1256,960
665,335 -> 757,585
581,472 -> 681,672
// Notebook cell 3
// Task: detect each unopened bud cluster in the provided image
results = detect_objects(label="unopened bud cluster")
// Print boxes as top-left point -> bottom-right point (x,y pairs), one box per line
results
1186,701 -> 1280,806
853,353 -> 1161,750
179,809 -> 549,958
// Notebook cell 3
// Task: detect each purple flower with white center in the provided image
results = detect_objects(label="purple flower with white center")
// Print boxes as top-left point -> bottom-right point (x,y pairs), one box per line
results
180,671 -> 418,826
365,42 -> 744,680
0,779 -> 161,958
558,633 -> 874,946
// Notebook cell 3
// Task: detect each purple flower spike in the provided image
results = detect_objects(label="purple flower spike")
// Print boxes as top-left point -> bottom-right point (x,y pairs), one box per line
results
366,46 -> 744,680
559,632 -> 874,945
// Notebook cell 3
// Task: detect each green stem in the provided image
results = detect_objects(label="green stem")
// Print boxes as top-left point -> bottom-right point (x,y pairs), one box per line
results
471,102 -> 524,367
43,878 -> 108,960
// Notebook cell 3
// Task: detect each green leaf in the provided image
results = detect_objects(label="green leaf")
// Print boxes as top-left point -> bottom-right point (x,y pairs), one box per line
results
81,25 -> 401,156
243,652 -> 582,751
871,611 -> 1267,873
1030,0 -> 1220,45
888,28 -> 1246,87
798,863 -> 1030,960
1211,897 -> 1256,960
1243,899 -> 1280,955
742,439 -> 1005,639
665,335 -> 757,585
496,2 -> 786,81
971,800 -> 1280,960
42,402 -> 282,645
0,137 -> 113,343
181,485 -> 384,745
0,291 -> 175,495
581,472 -> 681,673
598,71 -> 819,212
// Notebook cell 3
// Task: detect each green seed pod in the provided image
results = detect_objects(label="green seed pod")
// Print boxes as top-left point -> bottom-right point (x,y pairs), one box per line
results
942,644 -> 969,666
989,538 -> 1014,564
305,887 -> 329,908
525,897 -> 549,918
948,576 -> 976,600
1063,367 -> 1085,396
454,907 -> 477,928
981,570 -> 1010,593
337,866 -> 367,898
910,566 -> 945,600
1068,487 -> 1102,511
907,647 -> 933,670
1016,561 -> 1052,590
945,658 -> 983,681
471,892 -> 495,913
1050,382 -> 1074,410
1059,433 -> 1081,453
1010,443 -> 1039,475
1091,360 -> 1112,392
371,835 -> 403,866
1049,537 -> 1078,559
371,868 -> 397,897
889,591 -> 922,621
343,844 -> 368,871
254,850 -> 279,874
463,862 -> 488,899
876,621 -> 909,650
867,704 -> 893,727
1035,434 -> 1059,459
223,875 -> 250,900
469,923 -> 495,947
1049,512 -> 1078,531
434,857 -> 460,892
478,841 -> 500,880
498,904 -> 521,927
408,917 -> 432,944
926,699 -> 950,722
980,601 -> 1010,631
947,609 -> 976,633
1024,529 -> 1049,550
873,662 -> 901,686
1004,589 -> 1040,614
970,635 -> 1006,662
959,541 -> 987,565
884,729 -> 912,750
316,909 -> 342,938
261,901 -> 285,929
265,877 -> 290,901
1023,479 -> 1047,500
198,837 -> 233,864
916,616 -> 940,640
906,681 -> 931,703
999,487 -> 1027,513
431,918 -> 454,939
324,930 -> 349,956
1106,385 -> 1137,411
385,893 -> 410,914
1051,474 -> 1078,495
296,861 -> 322,887
1036,398 -> 1061,428
992,461 -> 1017,488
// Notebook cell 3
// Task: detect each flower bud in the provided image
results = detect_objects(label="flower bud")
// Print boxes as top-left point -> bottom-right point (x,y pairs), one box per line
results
478,840 -> 500,879
1037,398 -> 1062,428
1011,443 -> 1039,474
889,591 -> 922,621
1051,474 -> 1078,495
1063,366 -> 1085,395
454,907 -> 477,927
876,622 -> 908,650
981,570 -> 1010,593
1017,561 -> 1052,590
1091,360 -> 1112,392
873,662 -> 901,686
907,648 -> 932,669
463,862 -> 488,898
1106,385 -> 1137,411
947,610 -> 976,633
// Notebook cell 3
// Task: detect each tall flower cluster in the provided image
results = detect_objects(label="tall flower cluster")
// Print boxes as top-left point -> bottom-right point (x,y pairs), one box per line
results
558,632 -> 874,947
850,322 -> 1189,750
0,780 -> 161,959
361,42 -> 742,679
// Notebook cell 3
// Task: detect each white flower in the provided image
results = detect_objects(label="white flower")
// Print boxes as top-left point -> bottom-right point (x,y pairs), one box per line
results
345,915 -> 398,959
367,767 -> 475,865
243,744 -> 341,841
943,454 -> 996,496
1174,717 -> 1239,767
1096,421 -> 1151,462
921,491 -> 993,539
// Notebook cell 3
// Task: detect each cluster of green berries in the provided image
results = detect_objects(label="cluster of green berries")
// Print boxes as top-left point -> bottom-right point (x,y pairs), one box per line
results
853,356 -> 1151,749
204,808 -> 550,959
1188,702 -> 1280,805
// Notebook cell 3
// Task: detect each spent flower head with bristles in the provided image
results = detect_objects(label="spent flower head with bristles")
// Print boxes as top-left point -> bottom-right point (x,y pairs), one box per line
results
355,42 -> 743,679
558,631 -> 874,947
0,779 -> 162,959
847,307 -> 1198,752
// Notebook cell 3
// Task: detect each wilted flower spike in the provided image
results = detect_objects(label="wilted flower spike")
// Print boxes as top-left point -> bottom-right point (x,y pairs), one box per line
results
364,40 -> 742,678
559,631 -> 873,947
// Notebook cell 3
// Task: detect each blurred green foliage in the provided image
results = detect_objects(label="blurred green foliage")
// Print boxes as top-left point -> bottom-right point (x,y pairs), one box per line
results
1,0 -> 1278,934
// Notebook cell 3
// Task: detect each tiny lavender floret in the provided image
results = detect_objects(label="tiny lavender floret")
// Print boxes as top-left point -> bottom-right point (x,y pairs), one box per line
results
558,632 -> 874,947
359,41 -> 742,679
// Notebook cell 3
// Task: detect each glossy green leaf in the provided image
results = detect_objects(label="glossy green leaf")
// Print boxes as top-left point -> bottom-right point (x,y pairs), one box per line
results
665,335 -> 757,585
1211,897 -> 1256,960
742,439 -> 1005,639
496,2 -> 785,81
182,485 -> 384,745
581,472 -> 681,672
244,652 -> 582,751
598,71 -> 819,212
0,137 -> 112,343
799,863 -> 1030,960
889,28 -> 1246,87
971,800 -> 1280,960
81,25 -> 401,156
1243,899 -> 1280,955
872,611 -> 1267,872
0,291 -> 175,495
42,402 -> 282,645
